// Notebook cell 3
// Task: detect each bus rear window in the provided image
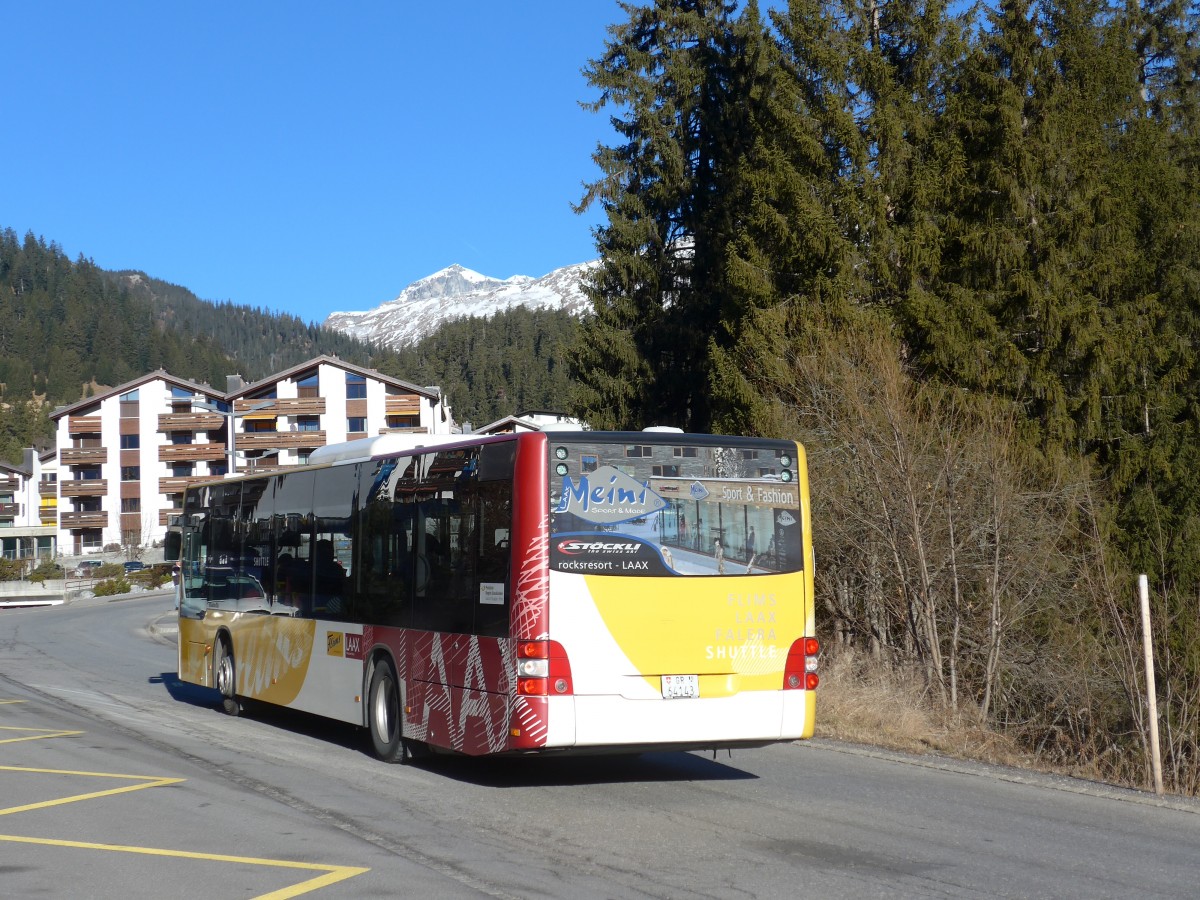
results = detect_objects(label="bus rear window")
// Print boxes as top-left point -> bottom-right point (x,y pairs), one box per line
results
547,439 -> 803,576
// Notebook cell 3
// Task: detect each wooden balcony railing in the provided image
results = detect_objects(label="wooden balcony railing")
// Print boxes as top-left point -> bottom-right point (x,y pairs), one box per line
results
237,431 -> 326,450
39,482 -> 57,497
60,479 -> 108,497
385,396 -> 422,415
0,503 -> 17,517
158,412 -> 226,431
67,416 -> 102,435
0,477 -> 18,491
60,511 -> 108,529
60,447 -> 107,464
235,397 -> 326,416
159,475 -> 223,494
159,444 -> 227,463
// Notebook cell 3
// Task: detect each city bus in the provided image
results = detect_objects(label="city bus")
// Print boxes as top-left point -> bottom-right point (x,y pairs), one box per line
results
171,429 -> 818,761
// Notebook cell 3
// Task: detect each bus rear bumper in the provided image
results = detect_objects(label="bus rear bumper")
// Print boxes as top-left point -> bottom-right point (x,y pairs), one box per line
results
546,690 -> 812,750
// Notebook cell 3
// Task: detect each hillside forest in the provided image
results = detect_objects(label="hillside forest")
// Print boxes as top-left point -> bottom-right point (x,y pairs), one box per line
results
0,228 -> 575,461
569,0 -> 1200,793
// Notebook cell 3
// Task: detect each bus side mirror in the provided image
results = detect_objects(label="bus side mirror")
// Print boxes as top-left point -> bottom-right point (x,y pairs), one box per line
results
164,532 -> 181,563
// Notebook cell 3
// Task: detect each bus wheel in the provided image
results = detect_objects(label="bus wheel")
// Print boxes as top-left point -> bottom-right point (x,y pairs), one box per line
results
213,637 -> 241,717
368,658 -> 404,763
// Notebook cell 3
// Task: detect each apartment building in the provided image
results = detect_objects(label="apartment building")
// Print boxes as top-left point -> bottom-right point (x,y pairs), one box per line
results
0,448 -> 58,561
49,356 -> 449,555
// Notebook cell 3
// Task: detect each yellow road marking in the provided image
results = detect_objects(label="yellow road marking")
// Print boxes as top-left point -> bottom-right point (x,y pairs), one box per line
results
0,699 -> 26,705
0,765 -> 184,816
0,725 -> 83,744
0,834 -> 369,899
0,719 -> 371,895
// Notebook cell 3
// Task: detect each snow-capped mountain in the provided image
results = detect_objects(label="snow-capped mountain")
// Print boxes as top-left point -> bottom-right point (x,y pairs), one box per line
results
324,261 -> 597,350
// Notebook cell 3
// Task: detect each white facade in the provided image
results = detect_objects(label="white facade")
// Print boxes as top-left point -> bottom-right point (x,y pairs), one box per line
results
48,358 -> 448,553
0,449 -> 57,561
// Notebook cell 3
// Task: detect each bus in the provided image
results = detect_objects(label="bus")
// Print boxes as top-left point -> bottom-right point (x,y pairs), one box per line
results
171,429 -> 818,761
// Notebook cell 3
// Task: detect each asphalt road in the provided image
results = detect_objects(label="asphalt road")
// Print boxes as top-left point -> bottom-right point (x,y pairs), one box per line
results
1,592 -> 1198,899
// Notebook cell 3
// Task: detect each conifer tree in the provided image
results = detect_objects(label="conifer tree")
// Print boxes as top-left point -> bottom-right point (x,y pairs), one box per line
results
709,0 -> 870,436
574,0 -> 747,431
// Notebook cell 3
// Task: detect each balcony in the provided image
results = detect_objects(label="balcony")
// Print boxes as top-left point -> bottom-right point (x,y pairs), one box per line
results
0,503 -> 17,517
60,447 -> 107,464
235,397 -> 326,416
0,477 -> 18,492
159,475 -> 223,495
159,444 -> 227,463
61,511 -> 108,529
159,508 -> 183,527
39,508 -> 57,525
238,431 -> 326,450
386,396 -> 421,415
67,415 -> 102,435
39,482 -> 57,497
158,412 -> 226,432
60,479 -> 108,497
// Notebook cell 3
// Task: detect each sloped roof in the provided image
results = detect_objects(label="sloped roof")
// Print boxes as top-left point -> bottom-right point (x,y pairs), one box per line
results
50,370 -> 224,420
227,355 -> 440,402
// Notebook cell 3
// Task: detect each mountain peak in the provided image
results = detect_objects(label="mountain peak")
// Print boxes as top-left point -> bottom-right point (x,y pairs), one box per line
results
324,259 -> 596,350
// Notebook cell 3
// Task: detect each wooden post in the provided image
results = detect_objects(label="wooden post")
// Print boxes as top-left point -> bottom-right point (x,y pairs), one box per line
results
1139,574 -> 1163,795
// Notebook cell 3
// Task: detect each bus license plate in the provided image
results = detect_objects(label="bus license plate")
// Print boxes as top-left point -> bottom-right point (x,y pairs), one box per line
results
661,674 -> 699,699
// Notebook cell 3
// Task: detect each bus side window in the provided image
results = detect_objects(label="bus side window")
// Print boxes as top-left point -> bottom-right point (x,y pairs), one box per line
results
356,458 -> 413,628
473,482 -> 511,638
272,470 -> 315,617
312,464 -> 357,620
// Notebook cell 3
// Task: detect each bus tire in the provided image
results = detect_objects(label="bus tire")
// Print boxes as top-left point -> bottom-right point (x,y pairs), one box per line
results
368,658 -> 405,763
213,636 -> 241,717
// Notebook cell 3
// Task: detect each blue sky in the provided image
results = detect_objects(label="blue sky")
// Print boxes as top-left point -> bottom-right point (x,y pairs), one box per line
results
2,2 -> 622,324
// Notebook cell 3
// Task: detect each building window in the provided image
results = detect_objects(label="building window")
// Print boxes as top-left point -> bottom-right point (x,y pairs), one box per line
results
121,498 -> 141,513
346,372 -> 367,399
119,389 -> 140,419
298,450 -> 312,465
121,466 -> 140,481
172,464 -> 194,477
120,434 -> 140,450
581,455 -> 598,473
347,417 -> 367,433
625,445 -> 652,458
171,432 -> 194,445
297,371 -> 319,399
672,447 -> 698,458
296,416 -> 320,432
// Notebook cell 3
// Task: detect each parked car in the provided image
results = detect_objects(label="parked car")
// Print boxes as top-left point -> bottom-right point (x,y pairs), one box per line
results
123,561 -> 145,574
74,560 -> 103,577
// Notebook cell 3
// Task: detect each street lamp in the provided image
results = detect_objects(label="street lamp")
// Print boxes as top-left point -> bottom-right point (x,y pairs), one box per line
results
192,399 -> 275,473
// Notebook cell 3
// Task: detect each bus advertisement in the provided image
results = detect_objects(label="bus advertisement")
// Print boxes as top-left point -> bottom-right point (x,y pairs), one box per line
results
172,430 -> 818,761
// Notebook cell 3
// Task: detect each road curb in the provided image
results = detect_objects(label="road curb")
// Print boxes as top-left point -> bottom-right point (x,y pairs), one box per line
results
800,737 -> 1200,814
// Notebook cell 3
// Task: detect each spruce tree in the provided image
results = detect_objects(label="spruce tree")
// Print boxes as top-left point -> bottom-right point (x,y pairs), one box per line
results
574,0 -> 745,431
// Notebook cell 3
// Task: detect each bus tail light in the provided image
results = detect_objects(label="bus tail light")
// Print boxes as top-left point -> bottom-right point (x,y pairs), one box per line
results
517,640 -> 573,696
784,637 -> 820,690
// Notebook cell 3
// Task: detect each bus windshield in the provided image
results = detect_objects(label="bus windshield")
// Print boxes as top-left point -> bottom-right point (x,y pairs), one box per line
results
547,436 -> 803,577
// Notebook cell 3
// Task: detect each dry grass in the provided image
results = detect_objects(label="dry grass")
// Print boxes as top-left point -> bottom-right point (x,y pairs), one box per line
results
815,649 -> 1038,770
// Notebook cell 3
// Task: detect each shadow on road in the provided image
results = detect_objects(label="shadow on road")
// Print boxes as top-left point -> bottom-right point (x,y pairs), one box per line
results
151,670 -> 763,786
